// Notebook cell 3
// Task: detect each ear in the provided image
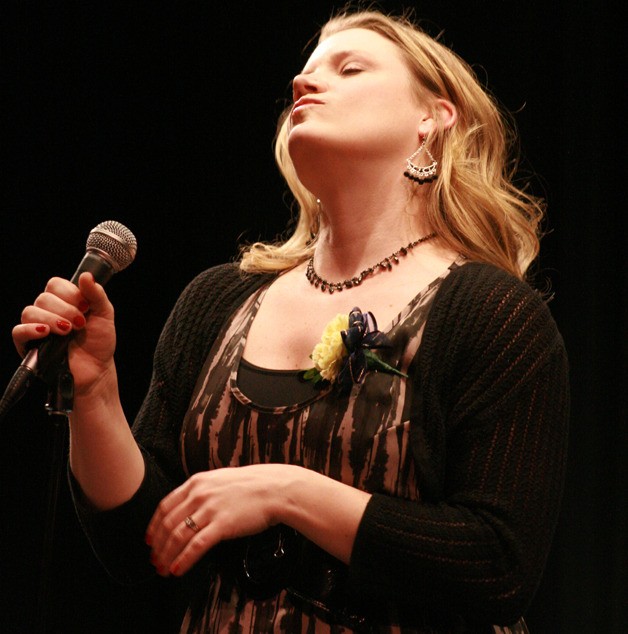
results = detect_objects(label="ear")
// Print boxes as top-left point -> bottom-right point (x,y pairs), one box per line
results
417,98 -> 458,137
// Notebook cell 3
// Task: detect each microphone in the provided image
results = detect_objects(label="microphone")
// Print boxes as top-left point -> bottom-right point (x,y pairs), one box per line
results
0,220 -> 137,421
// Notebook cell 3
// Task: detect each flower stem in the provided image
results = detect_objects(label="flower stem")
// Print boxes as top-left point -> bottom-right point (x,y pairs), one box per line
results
363,349 -> 408,378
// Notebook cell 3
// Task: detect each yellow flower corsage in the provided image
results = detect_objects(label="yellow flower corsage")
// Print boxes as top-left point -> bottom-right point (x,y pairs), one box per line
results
302,307 -> 407,394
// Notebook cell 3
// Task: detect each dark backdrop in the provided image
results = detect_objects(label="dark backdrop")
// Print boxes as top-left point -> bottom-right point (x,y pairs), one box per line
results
1,1 -> 624,632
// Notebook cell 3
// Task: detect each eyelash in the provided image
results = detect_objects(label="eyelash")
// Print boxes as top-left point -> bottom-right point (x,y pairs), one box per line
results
340,66 -> 362,75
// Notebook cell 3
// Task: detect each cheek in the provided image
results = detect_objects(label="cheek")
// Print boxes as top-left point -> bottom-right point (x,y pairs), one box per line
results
351,85 -> 417,121
357,97 -> 419,138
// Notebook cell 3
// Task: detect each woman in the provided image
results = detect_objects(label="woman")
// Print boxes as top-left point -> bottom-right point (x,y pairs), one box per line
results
13,9 -> 569,633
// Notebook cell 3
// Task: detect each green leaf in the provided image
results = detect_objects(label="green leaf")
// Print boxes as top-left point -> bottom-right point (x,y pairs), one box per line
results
302,367 -> 322,382
363,349 -> 408,378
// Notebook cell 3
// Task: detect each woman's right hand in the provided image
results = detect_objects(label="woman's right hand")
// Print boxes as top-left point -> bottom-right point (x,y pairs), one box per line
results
12,272 -> 117,396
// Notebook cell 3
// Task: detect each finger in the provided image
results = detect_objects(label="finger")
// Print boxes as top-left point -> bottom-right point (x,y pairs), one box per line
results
12,277 -> 93,359
21,304 -> 79,336
145,481 -> 192,548
151,506 -> 206,575
155,508 -> 223,577
77,273 -> 114,320
148,477 -> 209,565
40,278 -> 90,321
44,276 -> 87,304
169,522 -> 223,577
12,323 -> 50,357
31,277 -> 91,324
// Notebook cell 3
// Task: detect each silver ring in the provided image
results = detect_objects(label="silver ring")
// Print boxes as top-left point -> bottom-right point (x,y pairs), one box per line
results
184,515 -> 200,533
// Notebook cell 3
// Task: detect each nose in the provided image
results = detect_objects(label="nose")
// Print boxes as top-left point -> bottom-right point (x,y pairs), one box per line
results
292,72 -> 326,102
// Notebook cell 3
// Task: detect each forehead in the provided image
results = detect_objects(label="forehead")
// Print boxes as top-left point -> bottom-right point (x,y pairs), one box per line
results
303,27 -> 405,70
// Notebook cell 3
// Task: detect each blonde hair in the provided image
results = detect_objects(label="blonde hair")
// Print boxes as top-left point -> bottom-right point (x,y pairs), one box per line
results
240,8 -> 544,280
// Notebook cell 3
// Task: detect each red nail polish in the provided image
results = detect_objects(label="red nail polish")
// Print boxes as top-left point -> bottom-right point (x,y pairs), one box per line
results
36,325 -> 47,333
170,563 -> 180,576
73,315 -> 86,328
78,300 -> 90,312
57,320 -> 71,332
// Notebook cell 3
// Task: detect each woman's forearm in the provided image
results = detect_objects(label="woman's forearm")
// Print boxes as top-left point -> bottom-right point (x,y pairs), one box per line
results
68,367 -> 145,511
277,465 -> 371,564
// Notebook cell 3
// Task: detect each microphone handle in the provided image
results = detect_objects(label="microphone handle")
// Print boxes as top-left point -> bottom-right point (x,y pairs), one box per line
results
69,250 -> 117,285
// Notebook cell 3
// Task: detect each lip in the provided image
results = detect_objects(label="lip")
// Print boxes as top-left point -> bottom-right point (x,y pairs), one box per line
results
292,97 -> 324,114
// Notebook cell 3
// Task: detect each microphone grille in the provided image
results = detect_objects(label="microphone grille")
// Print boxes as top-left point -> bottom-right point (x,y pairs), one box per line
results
86,220 -> 138,272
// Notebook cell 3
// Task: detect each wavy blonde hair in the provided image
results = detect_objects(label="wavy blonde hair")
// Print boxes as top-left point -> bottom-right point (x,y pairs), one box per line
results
240,9 -> 544,280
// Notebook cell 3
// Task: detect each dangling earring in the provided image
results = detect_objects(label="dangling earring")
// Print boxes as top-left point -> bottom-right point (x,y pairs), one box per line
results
403,137 -> 438,183
306,199 -> 321,245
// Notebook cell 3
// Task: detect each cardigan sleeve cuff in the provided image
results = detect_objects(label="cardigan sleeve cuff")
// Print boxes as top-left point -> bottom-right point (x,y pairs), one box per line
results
68,448 -> 175,585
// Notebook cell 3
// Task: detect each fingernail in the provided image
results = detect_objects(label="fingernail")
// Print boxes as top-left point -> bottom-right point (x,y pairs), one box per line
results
78,300 -> 90,312
57,320 -> 71,332
73,315 -> 86,328
170,562 -> 180,576
36,325 -> 47,333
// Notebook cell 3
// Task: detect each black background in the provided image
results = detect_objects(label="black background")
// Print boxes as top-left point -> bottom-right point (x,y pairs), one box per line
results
1,1 -> 624,632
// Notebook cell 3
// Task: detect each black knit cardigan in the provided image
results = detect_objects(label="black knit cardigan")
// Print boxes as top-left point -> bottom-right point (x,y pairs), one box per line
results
72,261 -> 569,628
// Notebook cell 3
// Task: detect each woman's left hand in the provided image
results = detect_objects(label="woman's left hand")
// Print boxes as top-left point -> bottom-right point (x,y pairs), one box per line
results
145,464 -> 287,577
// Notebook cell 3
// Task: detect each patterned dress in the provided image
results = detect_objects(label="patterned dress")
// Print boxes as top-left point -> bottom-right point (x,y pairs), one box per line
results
177,259 -> 528,634
181,264 -> 456,632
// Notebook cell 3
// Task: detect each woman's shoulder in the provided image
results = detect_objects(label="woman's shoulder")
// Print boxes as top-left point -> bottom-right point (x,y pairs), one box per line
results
438,260 -> 550,313
417,260 -> 568,405
179,262 -> 275,304
443,259 -> 539,293
157,263 -> 276,352
429,259 -> 563,348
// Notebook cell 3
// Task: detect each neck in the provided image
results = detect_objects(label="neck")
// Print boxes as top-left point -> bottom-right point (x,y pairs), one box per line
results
291,141 -> 435,278
312,179 -> 432,280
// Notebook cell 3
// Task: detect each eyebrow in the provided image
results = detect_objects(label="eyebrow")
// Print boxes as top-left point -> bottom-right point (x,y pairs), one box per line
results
301,49 -> 372,74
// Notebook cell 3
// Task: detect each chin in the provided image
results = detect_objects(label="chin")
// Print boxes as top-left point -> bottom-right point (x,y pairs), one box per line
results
287,125 -> 326,161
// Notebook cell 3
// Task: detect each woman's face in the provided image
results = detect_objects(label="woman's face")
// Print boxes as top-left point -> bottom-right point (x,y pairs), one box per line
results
288,28 -> 427,163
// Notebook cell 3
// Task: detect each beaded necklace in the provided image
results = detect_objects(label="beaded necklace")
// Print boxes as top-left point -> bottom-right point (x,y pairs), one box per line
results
305,232 -> 436,294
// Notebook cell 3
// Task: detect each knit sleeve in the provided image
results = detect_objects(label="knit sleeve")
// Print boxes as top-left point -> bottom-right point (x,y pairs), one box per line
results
348,263 -> 570,625
70,263 -> 271,584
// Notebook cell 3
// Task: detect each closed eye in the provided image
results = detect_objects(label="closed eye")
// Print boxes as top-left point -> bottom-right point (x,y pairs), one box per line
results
340,65 -> 363,75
